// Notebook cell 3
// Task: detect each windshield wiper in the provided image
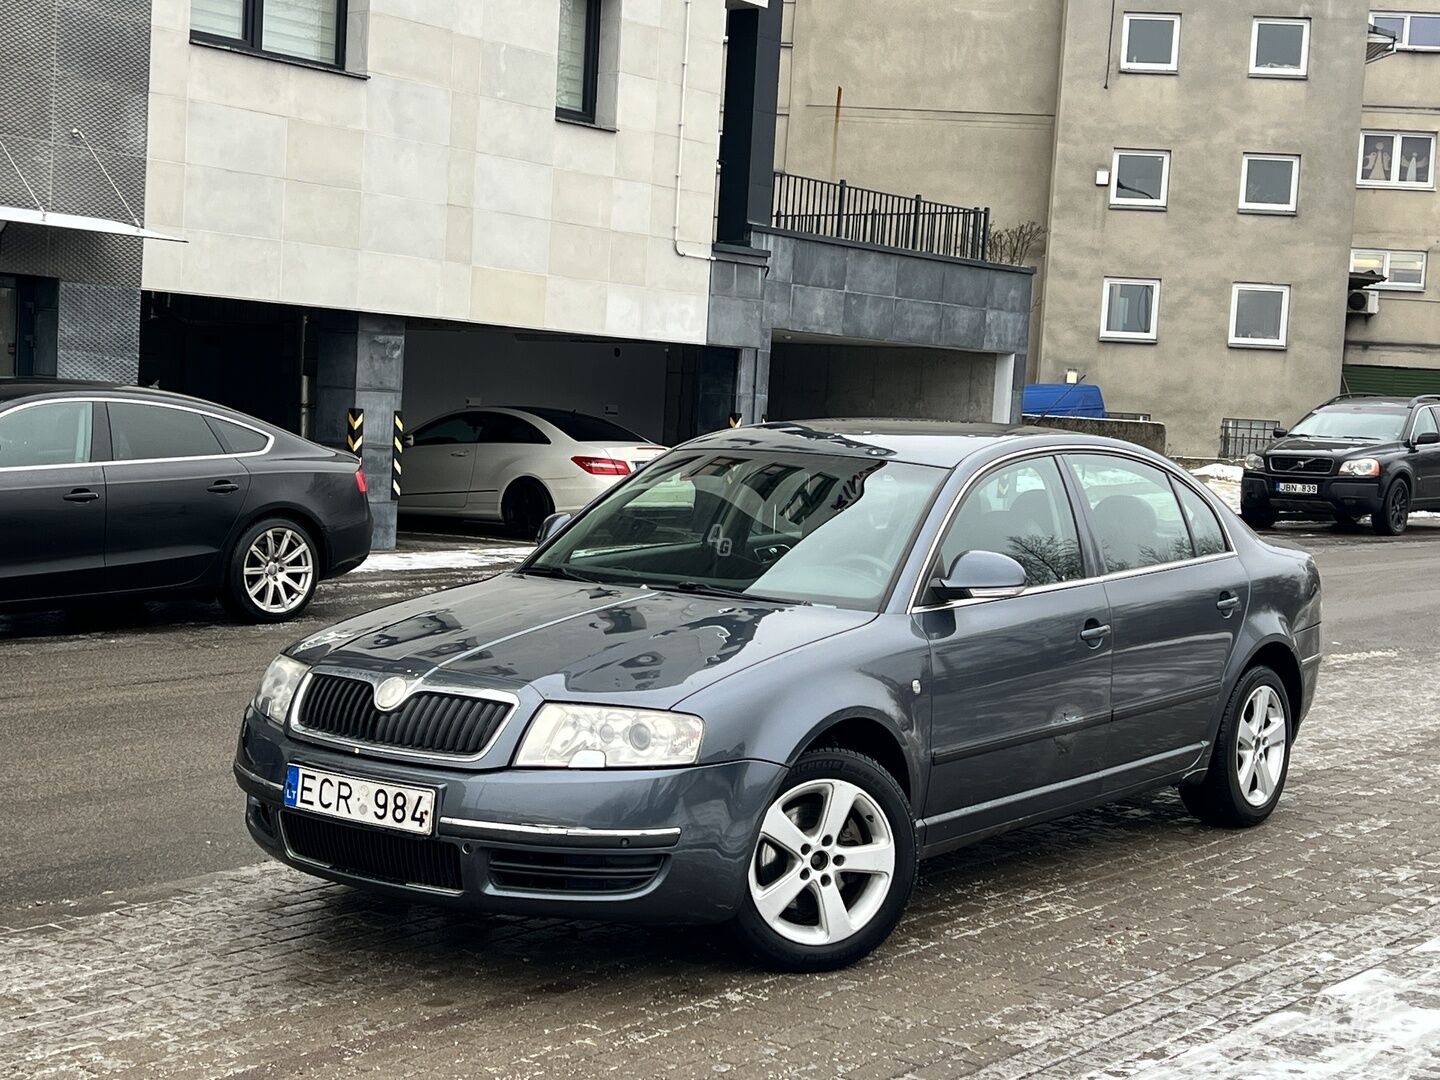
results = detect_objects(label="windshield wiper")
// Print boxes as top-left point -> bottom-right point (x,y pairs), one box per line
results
648,581 -> 808,606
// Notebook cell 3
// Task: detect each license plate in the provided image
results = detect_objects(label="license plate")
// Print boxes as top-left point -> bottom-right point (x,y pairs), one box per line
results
1276,482 -> 1318,495
284,764 -> 436,835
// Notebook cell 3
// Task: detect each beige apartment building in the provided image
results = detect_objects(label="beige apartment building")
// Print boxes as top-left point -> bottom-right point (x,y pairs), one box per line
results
779,0 -> 1435,456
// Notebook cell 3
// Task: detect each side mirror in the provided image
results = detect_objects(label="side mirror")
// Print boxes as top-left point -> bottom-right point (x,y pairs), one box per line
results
932,550 -> 1027,603
1272,427 -> 1288,438
1414,431 -> 1440,446
536,511 -> 572,545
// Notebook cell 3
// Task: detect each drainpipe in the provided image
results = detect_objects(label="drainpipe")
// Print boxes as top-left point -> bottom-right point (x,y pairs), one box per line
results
673,0 -> 712,261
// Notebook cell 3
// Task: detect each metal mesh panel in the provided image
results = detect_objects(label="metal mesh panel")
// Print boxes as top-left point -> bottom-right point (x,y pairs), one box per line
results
56,281 -> 140,381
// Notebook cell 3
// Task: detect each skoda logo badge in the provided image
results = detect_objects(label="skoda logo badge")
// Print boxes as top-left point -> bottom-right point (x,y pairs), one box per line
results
374,677 -> 408,711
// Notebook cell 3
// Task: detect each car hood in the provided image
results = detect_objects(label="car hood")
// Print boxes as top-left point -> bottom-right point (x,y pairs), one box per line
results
1269,436 -> 1396,455
288,573 -> 875,709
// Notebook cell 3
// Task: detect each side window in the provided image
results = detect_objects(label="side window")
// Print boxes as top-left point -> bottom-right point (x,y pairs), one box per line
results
206,416 -> 269,454
483,414 -> 550,444
938,457 -> 1085,587
0,401 -> 92,468
1412,407 -> 1438,440
1066,454 -> 1193,572
108,403 -> 224,461
1174,481 -> 1228,557
412,414 -> 479,447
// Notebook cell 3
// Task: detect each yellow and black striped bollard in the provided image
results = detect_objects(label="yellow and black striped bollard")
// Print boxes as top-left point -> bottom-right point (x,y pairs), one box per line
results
391,412 -> 404,499
346,407 -> 364,454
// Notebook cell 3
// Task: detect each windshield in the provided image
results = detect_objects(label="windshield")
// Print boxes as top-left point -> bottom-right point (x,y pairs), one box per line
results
521,407 -> 647,443
526,450 -> 946,611
1288,406 -> 1408,442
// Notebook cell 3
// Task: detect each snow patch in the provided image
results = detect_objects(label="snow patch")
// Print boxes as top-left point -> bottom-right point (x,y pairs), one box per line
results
1190,463 -> 1244,483
353,547 -> 533,573
1327,650 -> 1401,666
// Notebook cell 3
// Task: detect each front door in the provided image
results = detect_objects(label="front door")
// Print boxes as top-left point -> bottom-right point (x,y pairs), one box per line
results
1062,453 -> 1246,790
920,455 -> 1112,847
401,412 -> 481,509
1410,407 -> 1440,506
0,399 -> 107,601
100,401 -> 251,590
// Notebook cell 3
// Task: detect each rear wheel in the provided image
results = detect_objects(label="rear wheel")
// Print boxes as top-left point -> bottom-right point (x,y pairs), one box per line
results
735,749 -> 916,971
502,479 -> 554,540
1181,666 -> 1291,827
1241,508 -> 1275,530
222,518 -> 319,623
1371,479 -> 1410,536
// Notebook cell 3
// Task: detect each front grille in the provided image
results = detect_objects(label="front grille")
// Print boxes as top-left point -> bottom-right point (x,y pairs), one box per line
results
487,849 -> 666,895
281,812 -> 463,891
297,674 -> 510,757
1268,456 -> 1334,476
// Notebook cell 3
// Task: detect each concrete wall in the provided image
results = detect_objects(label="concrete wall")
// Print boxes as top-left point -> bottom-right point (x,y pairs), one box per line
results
1039,0 -> 1368,457
770,343 -> 997,423
142,0 -> 723,344
1345,0 -> 1440,373
1022,414 -> 1168,453
403,327 -> 670,442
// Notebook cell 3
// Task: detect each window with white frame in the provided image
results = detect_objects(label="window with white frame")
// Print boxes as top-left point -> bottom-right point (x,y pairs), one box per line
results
1251,17 -> 1310,76
1240,154 -> 1300,213
1358,131 -> 1436,187
1351,249 -> 1428,290
1101,278 -> 1161,341
1121,13 -> 1181,72
1371,12 -> 1440,50
1229,284 -> 1291,349
1110,150 -> 1171,208
191,0 -> 345,66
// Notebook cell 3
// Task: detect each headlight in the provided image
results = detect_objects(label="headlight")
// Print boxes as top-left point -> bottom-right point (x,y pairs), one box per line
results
253,655 -> 309,725
1339,458 -> 1380,477
1244,453 -> 1265,471
515,703 -> 704,768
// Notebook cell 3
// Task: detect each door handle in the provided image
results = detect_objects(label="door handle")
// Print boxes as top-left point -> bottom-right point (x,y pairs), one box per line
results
1079,620 -> 1111,646
63,488 -> 100,503
448,450 -> 469,458
1217,592 -> 1241,616
207,480 -> 240,494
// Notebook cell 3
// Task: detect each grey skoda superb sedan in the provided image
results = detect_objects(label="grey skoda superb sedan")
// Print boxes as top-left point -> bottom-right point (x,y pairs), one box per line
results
235,421 -> 1322,970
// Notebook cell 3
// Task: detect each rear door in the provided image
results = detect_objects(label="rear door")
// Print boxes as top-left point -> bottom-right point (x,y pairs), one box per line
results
1410,406 -> 1440,506
920,455 -> 1113,846
1062,453 -> 1247,791
401,413 -> 482,509
0,399 -> 107,601
100,401 -> 252,590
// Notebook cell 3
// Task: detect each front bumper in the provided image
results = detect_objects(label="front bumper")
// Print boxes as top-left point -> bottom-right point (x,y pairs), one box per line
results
1241,473 -> 1382,518
234,708 -> 784,923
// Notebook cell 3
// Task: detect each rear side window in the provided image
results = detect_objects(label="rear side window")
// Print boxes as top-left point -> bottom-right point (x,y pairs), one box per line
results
207,416 -> 269,454
521,407 -> 645,443
108,403 -> 224,461
0,401 -> 92,468
1174,481 -> 1228,557
938,456 -> 1085,587
1065,454 -> 1193,572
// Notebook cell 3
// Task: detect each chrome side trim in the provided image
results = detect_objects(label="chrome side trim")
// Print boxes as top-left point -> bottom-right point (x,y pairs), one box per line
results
438,817 -> 682,841
906,443 -> 1237,613
0,396 -> 274,473
920,742 -> 1208,830
1301,652 -> 1323,667
233,761 -> 284,795
286,668 -> 520,767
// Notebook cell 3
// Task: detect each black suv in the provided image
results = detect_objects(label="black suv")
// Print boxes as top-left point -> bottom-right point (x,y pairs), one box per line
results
1240,394 -> 1440,535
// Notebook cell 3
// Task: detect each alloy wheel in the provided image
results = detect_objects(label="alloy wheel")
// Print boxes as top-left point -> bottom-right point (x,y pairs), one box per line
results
748,778 -> 896,946
1235,684 -> 1287,808
1390,486 -> 1409,533
242,527 -> 314,615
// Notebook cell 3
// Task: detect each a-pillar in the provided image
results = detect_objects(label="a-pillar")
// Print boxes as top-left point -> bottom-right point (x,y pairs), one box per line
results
313,312 -> 405,550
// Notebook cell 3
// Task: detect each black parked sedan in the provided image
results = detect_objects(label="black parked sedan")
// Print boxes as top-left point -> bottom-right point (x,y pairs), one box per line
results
1240,393 -> 1440,535
0,380 -> 371,621
235,421 -> 1321,970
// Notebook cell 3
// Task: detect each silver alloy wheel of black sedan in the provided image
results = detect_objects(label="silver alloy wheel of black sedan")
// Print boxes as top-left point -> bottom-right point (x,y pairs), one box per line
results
243,526 -> 315,615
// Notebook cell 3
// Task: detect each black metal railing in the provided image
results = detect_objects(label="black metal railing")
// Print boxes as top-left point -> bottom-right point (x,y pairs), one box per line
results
1219,417 -> 1280,459
771,172 -> 991,262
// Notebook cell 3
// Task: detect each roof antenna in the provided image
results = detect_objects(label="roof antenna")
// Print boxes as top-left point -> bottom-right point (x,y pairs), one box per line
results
71,127 -> 141,228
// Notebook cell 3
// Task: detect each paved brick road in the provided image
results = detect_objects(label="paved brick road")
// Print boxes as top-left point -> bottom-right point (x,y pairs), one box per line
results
3,644 -> 1438,1079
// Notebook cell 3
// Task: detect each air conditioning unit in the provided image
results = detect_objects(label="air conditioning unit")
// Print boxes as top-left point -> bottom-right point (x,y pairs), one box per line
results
1348,288 -> 1380,315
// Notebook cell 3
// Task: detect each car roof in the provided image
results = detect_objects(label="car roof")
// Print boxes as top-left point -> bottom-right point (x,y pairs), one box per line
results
0,378 -> 212,408
684,418 -> 1133,469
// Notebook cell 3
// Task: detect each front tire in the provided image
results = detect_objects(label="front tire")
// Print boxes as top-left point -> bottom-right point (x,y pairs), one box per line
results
1371,479 -> 1410,536
222,518 -> 319,623
735,749 -> 916,972
1181,666 -> 1291,827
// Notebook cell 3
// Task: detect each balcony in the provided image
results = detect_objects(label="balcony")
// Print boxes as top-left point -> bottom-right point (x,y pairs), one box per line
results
770,172 -> 992,263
